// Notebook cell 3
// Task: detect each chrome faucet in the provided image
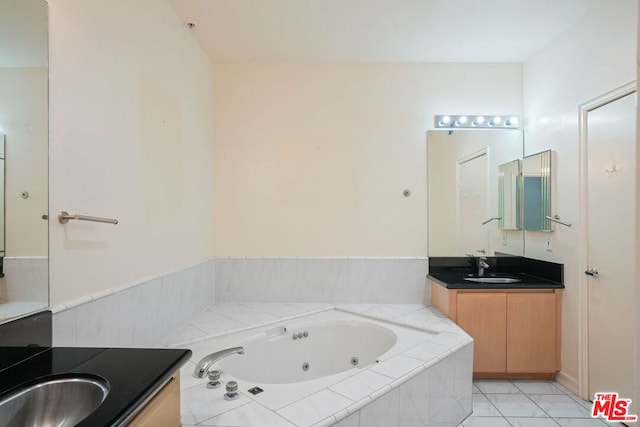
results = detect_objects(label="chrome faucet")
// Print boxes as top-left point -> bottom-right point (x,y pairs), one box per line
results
193,346 -> 245,378
477,257 -> 490,276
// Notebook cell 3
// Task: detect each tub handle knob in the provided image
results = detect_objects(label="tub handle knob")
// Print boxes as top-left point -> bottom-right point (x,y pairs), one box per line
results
224,381 -> 240,401
207,370 -> 222,389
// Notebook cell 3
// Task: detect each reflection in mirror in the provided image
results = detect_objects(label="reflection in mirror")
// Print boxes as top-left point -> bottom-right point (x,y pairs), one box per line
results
0,0 -> 49,322
427,129 -> 524,257
523,150 -> 552,232
0,137 -> 5,261
498,159 -> 521,231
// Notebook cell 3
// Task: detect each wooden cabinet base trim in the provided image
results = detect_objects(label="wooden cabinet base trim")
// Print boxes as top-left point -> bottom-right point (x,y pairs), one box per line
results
474,372 -> 557,380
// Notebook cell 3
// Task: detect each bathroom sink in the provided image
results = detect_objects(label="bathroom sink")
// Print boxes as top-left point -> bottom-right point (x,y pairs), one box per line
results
0,374 -> 109,427
464,276 -> 522,284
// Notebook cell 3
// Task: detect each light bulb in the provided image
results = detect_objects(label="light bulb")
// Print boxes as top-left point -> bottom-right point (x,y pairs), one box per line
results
472,116 -> 485,127
505,116 -> 519,127
438,116 -> 452,127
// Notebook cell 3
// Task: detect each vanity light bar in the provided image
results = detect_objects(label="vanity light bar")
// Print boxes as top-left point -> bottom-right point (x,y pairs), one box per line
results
434,115 -> 520,129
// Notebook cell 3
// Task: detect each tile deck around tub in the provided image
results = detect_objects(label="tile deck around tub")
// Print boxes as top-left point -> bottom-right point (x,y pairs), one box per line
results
165,303 -> 472,427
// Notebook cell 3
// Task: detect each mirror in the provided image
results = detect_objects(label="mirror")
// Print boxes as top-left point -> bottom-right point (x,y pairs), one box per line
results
427,129 -> 524,257
0,0 -> 49,322
498,159 -> 521,231
522,150 -> 552,232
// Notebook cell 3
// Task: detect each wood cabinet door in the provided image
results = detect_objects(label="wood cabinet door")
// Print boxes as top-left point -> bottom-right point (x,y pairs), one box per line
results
457,292 -> 507,373
506,293 -> 556,373
129,374 -> 181,427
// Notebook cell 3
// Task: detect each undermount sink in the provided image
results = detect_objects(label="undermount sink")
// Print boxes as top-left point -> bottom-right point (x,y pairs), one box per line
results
0,374 -> 110,427
464,276 -> 522,284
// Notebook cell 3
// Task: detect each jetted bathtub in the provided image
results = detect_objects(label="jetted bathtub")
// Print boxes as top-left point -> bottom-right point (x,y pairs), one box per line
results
180,308 -> 473,426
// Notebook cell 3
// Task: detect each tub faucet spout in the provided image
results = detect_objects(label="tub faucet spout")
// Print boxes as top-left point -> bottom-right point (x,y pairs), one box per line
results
193,346 -> 245,378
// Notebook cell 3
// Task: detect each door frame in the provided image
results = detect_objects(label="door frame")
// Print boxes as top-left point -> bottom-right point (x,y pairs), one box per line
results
577,81 -> 636,401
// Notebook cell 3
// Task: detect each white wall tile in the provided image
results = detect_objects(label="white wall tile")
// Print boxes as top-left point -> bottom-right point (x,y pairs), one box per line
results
215,257 -> 428,304
215,258 -> 280,301
329,370 -> 393,402
398,370 -> 431,427
359,387 -> 400,427
181,383 -> 251,425
198,401 -> 295,426
2,258 -> 48,301
333,411 -> 359,427
370,354 -> 424,380
342,259 -> 426,303
51,306 -> 76,346
277,389 -> 354,427
428,357 -> 457,425
52,258 -> 216,347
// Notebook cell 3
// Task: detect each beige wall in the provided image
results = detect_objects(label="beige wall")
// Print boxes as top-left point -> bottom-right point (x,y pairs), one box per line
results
212,62 -> 523,256
523,0 -> 637,391
636,2 -> 640,410
0,67 -> 48,256
48,0 -> 215,305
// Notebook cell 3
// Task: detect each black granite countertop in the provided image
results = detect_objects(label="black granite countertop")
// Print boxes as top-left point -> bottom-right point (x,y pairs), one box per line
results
0,346 -> 191,426
428,271 -> 564,289
428,256 -> 564,290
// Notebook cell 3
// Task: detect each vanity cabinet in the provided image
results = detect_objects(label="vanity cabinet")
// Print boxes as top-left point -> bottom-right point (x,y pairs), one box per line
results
457,292 -> 507,373
129,373 -> 181,427
432,283 -> 561,378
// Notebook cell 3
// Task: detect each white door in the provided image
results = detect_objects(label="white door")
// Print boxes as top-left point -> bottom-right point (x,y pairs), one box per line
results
586,91 -> 636,405
457,151 -> 488,255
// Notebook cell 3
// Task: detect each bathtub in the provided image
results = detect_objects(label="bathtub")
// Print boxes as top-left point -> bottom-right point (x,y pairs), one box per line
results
180,307 -> 473,426
219,316 -> 398,384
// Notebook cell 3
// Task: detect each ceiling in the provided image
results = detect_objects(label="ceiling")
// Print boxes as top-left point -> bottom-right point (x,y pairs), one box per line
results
169,0 -> 599,63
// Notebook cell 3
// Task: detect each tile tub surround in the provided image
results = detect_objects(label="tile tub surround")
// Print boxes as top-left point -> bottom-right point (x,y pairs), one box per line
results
167,303 -> 472,427
52,258 -> 215,347
214,257 -> 429,304
0,257 -> 48,302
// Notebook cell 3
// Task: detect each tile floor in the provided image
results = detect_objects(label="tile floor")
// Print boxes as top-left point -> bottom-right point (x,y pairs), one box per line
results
462,379 -> 626,427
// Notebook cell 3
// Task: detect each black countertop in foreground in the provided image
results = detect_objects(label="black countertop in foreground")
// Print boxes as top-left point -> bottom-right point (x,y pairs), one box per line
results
0,347 -> 191,426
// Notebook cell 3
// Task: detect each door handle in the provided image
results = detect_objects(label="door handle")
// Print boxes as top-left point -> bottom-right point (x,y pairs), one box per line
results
585,268 -> 599,277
